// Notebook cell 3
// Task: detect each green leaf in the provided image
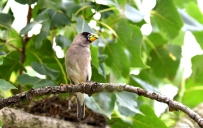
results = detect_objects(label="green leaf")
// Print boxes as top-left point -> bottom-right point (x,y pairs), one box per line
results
171,31 -> 185,46
33,79 -> 56,89
174,0 -> 197,8
86,92 -> 116,119
91,66 -> 107,82
109,113 -> 133,128
0,79 -> 17,91
47,9 -> 71,29
193,31 -> 203,49
31,62 -> 59,80
17,74 -> 56,89
133,105 -> 168,128
147,44 -> 181,79
0,51 -> 26,80
20,21 -> 43,35
117,0 -> 126,6
73,16 -> 99,46
152,0 -> 183,39
98,54 -> 108,63
0,1 -> 8,11
144,33 -> 167,53
185,2 -> 203,24
104,42 -> 130,78
116,92 -> 140,116
55,35 -> 71,48
14,0 -> 38,5
178,9 -> 203,31
131,76 -> 159,92
117,19 -> 148,68
8,28 -> 23,49
35,8 -> 49,21
90,46 -> 99,69
191,55 -> 203,83
74,16 -> 95,33
124,4 -> 143,23
183,79 -> 203,108
35,20 -> 50,48
18,74 -> 40,86
0,53 -> 8,65
0,13 -> 14,29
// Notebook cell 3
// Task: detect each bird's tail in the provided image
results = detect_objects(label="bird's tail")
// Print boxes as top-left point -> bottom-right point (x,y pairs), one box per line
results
76,92 -> 85,120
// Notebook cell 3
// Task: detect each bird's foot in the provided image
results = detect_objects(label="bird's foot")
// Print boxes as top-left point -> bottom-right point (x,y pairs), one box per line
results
60,83 -> 72,86
59,83 -> 69,92
80,82 -> 86,87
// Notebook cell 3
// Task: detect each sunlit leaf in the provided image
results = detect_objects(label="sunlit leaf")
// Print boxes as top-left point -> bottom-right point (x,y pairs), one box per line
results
185,2 -> 203,24
192,31 -> 203,49
90,46 -> 99,69
151,0 -> 183,39
174,0 -> 197,8
191,55 -> 203,83
183,80 -> 203,108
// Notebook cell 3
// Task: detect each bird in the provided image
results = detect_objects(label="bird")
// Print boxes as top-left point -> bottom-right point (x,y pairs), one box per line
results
65,32 -> 98,120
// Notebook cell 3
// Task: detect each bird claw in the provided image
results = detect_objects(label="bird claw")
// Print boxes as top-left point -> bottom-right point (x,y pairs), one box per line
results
60,83 -> 66,86
81,82 -> 86,87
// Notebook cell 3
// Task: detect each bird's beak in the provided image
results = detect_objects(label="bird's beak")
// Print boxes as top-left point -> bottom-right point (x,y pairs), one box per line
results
89,33 -> 98,42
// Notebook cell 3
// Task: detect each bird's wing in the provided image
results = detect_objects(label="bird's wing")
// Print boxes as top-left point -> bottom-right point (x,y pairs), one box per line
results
65,46 -> 92,84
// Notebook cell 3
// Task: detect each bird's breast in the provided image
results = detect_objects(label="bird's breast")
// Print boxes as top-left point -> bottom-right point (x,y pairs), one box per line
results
66,46 -> 92,84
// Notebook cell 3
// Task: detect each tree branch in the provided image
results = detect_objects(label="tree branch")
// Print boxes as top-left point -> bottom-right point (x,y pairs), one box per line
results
0,82 -> 203,127
0,107 -> 98,128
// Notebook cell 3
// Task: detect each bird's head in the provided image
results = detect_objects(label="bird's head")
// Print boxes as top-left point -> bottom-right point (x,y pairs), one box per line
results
82,32 -> 98,42
72,32 -> 98,47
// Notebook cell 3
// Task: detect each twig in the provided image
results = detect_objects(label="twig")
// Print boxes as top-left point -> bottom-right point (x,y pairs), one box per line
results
7,43 -> 21,52
19,5 -> 32,92
0,82 -> 202,127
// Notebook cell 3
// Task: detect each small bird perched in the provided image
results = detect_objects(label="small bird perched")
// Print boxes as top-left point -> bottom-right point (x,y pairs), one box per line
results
65,32 -> 98,120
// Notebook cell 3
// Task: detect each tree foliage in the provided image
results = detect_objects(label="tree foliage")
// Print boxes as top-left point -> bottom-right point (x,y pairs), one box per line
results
0,0 -> 203,127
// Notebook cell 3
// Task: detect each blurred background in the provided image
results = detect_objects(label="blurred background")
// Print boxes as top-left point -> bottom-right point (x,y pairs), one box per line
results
0,0 -> 203,127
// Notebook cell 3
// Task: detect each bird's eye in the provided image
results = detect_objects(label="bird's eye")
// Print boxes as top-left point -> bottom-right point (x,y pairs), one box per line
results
87,34 -> 91,40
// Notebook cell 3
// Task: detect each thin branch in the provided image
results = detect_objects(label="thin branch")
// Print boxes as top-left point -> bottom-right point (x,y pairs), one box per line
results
7,43 -> 21,52
0,38 -> 6,42
19,5 -> 32,92
0,82 -> 203,127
